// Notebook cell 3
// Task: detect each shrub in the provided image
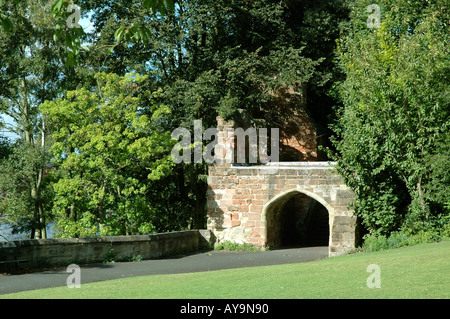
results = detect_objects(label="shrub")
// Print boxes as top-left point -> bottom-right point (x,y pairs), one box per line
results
362,229 -> 443,253
214,241 -> 261,252
442,223 -> 450,238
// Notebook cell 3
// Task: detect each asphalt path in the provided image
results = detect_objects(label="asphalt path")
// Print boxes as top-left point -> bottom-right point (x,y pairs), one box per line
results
0,246 -> 328,295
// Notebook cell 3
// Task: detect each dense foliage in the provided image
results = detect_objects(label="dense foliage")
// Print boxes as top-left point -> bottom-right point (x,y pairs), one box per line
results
330,0 -> 450,238
1,0 -> 448,245
40,73 -> 174,237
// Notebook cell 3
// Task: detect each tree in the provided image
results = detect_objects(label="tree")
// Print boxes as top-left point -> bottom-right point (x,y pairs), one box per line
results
1,0 -> 174,66
0,142 -> 54,238
40,72 -> 174,237
0,148 -> 55,239
78,0 -> 350,230
3,0 -> 352,235
0,0 -> 71,238
330,0 -> 450,236
423,132 -> 450,231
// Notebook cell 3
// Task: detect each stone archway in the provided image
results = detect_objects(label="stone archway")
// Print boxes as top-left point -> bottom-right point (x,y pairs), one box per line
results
207,162 -> 357,257
205,116 -> 356,257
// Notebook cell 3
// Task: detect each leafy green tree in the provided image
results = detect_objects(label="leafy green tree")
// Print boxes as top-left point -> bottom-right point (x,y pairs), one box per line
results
1,0 -> 174,66
0,142 -> 54,238
0,0 -> 71,238
330,0 -> 450,236
78,0 -> 350,229
41,72 -> 174,237
3,0 -> 351,236
423,133 -> 450,231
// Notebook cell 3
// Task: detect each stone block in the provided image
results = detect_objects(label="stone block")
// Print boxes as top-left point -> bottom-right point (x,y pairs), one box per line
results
231,220 -> 241,227
332,215 -> 357,228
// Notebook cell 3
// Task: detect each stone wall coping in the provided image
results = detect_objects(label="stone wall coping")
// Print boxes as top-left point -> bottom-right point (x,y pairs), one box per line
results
0,230 -> 198,248
228,161 -> 337,170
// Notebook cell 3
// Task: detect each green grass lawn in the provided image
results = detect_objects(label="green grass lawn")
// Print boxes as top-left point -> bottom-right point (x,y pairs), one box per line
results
2,240 -> 449,299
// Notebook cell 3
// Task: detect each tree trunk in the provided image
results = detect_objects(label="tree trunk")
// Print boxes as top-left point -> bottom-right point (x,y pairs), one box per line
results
39,202 -> 46,239
31,186 -> 42,239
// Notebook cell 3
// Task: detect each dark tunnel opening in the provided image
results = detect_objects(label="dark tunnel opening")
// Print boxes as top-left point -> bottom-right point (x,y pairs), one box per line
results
267,192 -> 330,249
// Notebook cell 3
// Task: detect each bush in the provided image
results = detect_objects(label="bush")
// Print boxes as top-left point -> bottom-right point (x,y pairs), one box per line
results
362,229 -> 444,253
214,241 -> 261,252
362,234 -> 388,252
442,223 -> 450,238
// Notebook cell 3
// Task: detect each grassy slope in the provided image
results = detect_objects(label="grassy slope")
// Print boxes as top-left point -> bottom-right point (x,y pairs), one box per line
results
2,241 -> 449,299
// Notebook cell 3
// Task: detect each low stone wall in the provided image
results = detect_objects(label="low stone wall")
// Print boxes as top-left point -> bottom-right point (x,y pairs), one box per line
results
0,229 -> 214,273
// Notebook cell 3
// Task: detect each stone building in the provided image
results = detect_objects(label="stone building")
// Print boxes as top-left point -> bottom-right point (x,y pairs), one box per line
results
206,87 -> 357,257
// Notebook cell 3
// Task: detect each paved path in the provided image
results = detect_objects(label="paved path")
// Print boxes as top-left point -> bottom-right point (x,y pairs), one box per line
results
0,246 -> 328,295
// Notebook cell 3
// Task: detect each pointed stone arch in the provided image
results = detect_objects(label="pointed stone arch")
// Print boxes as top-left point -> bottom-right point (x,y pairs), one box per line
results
262,188 -> 335,221
261,189 -> 334,250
